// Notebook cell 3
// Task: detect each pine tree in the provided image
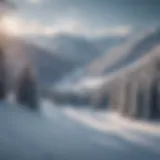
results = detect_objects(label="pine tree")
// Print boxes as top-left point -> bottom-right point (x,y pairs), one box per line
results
0,47 -> 7,99
16,65 -> 39,110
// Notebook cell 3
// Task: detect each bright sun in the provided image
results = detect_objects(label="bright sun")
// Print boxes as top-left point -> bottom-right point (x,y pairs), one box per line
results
0,16 -> 22,36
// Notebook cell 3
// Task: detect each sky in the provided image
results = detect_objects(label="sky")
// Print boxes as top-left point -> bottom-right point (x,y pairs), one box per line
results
1,0 -> 160,37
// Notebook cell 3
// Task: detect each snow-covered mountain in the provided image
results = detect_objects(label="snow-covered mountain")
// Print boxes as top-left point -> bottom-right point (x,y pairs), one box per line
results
30,34 -> 126,64
57,28 -> 160,98
3,35 -> 77,87
87,28 -> 160,76
30,34 -> 98,64
3,34 -> 126,88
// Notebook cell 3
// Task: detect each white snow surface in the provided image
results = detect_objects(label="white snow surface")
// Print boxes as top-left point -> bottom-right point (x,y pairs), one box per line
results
0,100 -> 160,160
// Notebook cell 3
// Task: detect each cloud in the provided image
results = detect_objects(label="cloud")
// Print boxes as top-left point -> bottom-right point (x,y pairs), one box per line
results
0,16 -> 86,36
93,25 -> 132,37
0,16 -> 132,38
0,16 -> 44,36
29,0 -> 41,4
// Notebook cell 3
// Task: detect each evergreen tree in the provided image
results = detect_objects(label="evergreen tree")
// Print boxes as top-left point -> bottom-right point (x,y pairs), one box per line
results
16,65 -> 39,110
150,78 -> 160,119
0,47 -> 6,99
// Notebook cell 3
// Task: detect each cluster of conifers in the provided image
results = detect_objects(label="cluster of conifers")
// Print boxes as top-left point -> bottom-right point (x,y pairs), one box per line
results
0,48 -> 38,110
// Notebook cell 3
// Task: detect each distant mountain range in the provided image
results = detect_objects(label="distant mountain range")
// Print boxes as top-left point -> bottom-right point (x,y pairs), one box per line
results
3,34 -> 126,88
4,37 -> 77,87
29,33 -> 126,64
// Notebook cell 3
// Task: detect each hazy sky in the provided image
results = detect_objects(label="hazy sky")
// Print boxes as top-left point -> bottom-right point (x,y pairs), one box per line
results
3,0 -> 160,37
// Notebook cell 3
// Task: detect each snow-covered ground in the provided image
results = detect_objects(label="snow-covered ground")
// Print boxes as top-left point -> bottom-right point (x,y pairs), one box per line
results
0,100 -> 160,160
63,107 -> 160,134
42,101 -> 160,158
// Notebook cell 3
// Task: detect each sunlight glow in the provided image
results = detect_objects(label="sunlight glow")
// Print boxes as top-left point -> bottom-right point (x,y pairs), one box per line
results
0,16 -> 84,37
0,16 -> 131,37
0,16 -> 22,36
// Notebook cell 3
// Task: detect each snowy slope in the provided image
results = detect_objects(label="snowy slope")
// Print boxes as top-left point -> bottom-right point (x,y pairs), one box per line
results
0,100 -> 160,160
87,29 -> 160,76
